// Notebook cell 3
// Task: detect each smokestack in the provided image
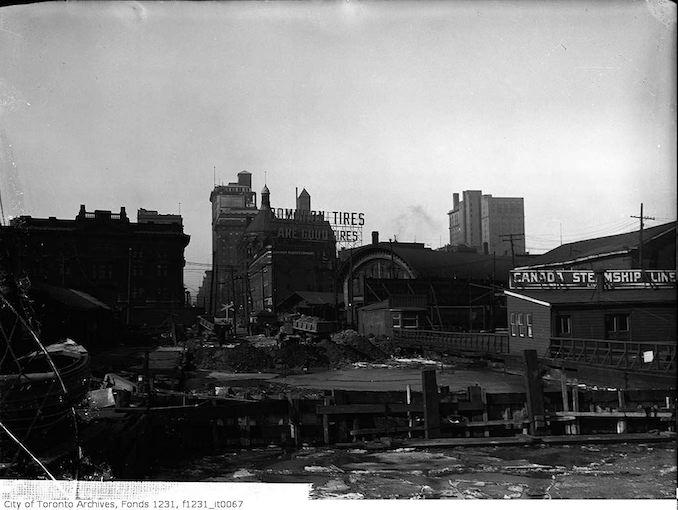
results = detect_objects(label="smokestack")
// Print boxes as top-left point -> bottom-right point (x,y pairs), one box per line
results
372,231 -> 379,245
453,193 -> 459,210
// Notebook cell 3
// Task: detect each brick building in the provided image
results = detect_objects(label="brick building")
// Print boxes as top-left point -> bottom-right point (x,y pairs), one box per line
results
244,185 -> 337,316
208,171 -> 258,315
0,205 -> 190,331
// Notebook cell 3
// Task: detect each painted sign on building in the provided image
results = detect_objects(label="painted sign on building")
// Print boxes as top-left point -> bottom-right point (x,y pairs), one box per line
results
509,269 -> 677,289
274,208 -> 364,245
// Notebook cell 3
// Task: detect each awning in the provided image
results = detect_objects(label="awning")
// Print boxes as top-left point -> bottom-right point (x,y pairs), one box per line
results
30,282 -> 111,311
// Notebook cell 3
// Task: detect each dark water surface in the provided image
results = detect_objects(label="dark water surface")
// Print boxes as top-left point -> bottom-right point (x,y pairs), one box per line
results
150,441 -> 677,499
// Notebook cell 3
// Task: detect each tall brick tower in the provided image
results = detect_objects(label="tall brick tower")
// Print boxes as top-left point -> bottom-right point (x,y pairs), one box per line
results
209,171 -> 258,317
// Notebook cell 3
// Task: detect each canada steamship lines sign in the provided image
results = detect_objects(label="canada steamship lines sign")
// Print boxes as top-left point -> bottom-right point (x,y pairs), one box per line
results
509,269 -> 677,289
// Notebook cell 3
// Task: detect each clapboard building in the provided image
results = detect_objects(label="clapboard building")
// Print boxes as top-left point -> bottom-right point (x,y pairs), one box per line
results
505,222 -> 677,360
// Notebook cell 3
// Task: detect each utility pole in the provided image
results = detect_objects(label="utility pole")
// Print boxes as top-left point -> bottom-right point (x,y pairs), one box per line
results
126,247 -> 132,325
500,233 -> 525,267
211,251 -> 217,317
631,203 -> 654,270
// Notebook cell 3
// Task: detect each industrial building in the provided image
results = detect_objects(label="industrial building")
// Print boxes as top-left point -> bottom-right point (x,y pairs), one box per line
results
448,190 -> 525,256
339,232 -> 531,336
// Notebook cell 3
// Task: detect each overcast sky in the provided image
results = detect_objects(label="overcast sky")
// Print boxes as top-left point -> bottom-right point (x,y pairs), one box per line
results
1,1 -> 676,295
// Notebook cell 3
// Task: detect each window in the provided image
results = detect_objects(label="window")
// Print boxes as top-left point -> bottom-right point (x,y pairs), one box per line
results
402,314 -> 418,329
509,313 -> 516,336
518,313 -> 525,337
556,315 -> 571,336
392,313 -> 401,328
605,314 -> 630,338
526,313 -> 533,338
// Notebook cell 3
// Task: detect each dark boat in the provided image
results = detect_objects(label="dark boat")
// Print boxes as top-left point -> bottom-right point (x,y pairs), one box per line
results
0,339 -> 90,438
0,244 -> 90,463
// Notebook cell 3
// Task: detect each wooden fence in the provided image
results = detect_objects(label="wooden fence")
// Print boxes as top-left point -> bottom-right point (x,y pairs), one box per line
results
392,329 -> 510,355
549,337 -> 676,374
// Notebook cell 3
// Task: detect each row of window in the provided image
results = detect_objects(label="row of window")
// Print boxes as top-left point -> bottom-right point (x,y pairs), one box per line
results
513,312 -> 631,338
92,263 -> 171,281
509,312 -> 533,338
556,313 -> 630,336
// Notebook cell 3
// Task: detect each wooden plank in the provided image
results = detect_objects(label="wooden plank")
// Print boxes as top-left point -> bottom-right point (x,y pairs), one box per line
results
523,349 -> 546,435
316,404 -> 387,415
315,403 -> 423,415
349,426 -> 426,436
555,411 -> 674,419
422,368 -> 440,439
446,419 -> 530,428
403,432 -> 676,449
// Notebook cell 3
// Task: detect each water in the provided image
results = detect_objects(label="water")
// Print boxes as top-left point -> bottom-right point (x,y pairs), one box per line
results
150,442 -> 677,499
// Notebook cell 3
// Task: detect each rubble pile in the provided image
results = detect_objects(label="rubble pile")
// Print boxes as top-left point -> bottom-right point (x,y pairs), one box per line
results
188,328 -> 395,373
274,342 -> 329,369
193,342 -> 272,372
331,330 -> 390,361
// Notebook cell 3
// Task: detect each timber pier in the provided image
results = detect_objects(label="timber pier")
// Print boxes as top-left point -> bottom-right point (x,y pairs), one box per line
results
80,348 -> 676,478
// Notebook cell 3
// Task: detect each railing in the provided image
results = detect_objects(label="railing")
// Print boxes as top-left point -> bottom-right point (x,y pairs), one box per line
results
549,337 -> 676,374
392,329 -> 510,355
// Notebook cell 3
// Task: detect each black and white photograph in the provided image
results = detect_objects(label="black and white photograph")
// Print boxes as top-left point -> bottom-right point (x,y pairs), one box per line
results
0,0 -> 676,505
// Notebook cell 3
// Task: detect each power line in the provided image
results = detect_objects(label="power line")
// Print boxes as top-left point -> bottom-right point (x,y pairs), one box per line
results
500,233 -> 524,267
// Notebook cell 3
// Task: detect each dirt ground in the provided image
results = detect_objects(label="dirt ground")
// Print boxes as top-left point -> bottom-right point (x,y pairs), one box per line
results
88,328 -> 550,398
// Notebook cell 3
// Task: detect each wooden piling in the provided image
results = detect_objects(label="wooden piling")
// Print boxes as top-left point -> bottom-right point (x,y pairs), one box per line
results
210,400 -> 218,448
522,350 -> 546,435
481,389 -> 489,437
422,368 -> 440,439
406,384 -> 413,438
560,369 -> 569,412
570,381 -> 580,434
322,397 -> 331,445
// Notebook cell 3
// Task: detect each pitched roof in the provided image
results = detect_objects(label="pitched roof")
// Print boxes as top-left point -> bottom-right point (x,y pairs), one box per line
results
523,221 -> 676,268
277,291 -> 337,309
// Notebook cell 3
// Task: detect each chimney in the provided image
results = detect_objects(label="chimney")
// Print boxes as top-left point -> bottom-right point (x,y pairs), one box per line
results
453,193 -> 459,210
237,171 -> 252,188
120,206 -> 128,221
77,204 -> 86,219
372,231 -> 379,245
